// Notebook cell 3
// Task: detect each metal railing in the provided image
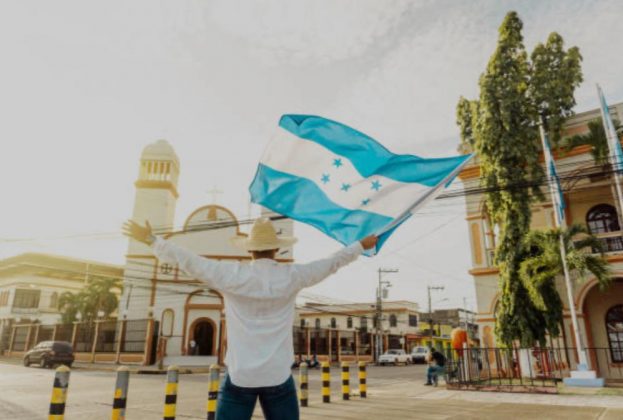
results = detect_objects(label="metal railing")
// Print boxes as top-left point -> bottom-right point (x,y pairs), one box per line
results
444,346 -> 622,392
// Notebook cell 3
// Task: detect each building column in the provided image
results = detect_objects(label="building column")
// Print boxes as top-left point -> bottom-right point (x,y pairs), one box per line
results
115,320 -> 126,364
306,328 -> 311,359
355,331 -> 359,362
337,331 -> 341,363
91,321 -> 100,363
8,325 -> 16,355
71,322 -> 79,351
143,319 -> 155,366
24,325 -> 33,351
33,324 -> 41,348
51,324 -> 58,342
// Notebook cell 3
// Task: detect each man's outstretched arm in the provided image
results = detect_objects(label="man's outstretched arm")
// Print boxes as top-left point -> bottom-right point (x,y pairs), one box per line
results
122,220 -> 238,291
292,235 -> 378,289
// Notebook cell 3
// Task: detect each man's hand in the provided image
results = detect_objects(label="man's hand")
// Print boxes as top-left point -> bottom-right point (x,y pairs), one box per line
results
360,235 -> 378,251
122,220 -> 155,245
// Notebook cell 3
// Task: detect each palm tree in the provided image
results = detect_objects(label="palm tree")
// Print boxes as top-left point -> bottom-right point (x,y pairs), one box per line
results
57,277 -> 121,323
564,118 -> 621,165
518,224 -> 611,339
58,292 -> 84,324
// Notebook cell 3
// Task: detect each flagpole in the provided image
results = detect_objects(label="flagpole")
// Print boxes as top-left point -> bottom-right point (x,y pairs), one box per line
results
538,121 -> 589,369
597,84 -> 623,230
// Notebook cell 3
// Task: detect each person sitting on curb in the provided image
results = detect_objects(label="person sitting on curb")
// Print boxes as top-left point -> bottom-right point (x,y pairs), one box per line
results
123,217 -> 377,420
424,348 -> 447,387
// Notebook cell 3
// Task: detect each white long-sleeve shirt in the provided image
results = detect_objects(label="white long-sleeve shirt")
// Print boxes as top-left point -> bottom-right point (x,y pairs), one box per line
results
152,237 -> 363,387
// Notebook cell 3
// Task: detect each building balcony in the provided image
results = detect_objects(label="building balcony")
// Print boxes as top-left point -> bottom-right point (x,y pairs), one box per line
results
11,307 -> 39,315
592,231 -> 623,253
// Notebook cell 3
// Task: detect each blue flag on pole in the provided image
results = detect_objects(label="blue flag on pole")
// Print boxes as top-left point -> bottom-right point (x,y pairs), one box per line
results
249,115 -> 472,252
539,124 -> 566,225
597,84 -> 623,171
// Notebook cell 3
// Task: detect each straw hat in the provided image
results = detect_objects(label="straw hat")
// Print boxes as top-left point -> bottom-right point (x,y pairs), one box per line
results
230,218 -> 297,251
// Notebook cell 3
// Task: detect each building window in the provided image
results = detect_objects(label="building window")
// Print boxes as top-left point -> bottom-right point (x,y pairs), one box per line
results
13,289 -> 41,309
360,316 -> 368,331
330,318 -> 337,329
409,314 -> 418,327
315,318 -> 321,329
586,204 -> 623,252
300,319 -> 306,328
161,309 -> 174,337
606,304 -> 623,363
389,314 -> 397,327
49,292 -> 58,309
347,316 -> 353,329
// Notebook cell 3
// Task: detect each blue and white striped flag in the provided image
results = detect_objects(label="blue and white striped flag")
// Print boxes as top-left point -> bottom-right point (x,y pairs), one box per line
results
539,123 -> 566,225
597,84 -> 623,171
250,115 -> 472,252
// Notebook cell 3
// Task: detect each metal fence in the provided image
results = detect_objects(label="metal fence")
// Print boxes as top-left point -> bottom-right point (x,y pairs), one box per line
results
444,346 -> 623,392
3,319 -> 151,362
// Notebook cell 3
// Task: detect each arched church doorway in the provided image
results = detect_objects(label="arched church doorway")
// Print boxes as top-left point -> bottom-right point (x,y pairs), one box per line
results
189,318 -> 215,356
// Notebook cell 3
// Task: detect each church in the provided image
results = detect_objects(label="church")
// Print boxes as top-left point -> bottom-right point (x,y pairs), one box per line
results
119,139 -> 294,366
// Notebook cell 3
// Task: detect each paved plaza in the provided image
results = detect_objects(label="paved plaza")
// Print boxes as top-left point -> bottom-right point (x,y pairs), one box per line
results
0,361 -> 621,419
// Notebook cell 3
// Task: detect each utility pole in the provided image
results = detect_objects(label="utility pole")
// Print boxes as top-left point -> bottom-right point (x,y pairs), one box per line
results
427,286 -> 444,347
376,268 -> 398,363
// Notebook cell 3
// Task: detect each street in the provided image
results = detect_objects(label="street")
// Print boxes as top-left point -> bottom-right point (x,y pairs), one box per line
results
1,362 -> 622,419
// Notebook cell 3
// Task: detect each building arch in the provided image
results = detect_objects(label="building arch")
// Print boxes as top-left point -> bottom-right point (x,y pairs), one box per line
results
181,288 -> 224,355
188,317 -> 217,356
160,308 -> 174,337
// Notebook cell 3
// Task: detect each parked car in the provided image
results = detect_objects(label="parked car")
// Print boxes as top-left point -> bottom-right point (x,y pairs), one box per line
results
378,349 -> 410,365
23,341 -> 74,368
410,346 -> 429,364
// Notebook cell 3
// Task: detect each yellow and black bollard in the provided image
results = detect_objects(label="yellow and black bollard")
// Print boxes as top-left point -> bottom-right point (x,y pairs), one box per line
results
341,362 -> 350,400
321,361 -> 330,403
163,365 -> 179,420
299,362 -> 308,407
206,364 -> 220,420
111,366 -> 130,420
358,362 -> 367,398
49,365 -> 70,420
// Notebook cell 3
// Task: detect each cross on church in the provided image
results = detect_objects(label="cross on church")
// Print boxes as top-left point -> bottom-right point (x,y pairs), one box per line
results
207,186 -> 223,203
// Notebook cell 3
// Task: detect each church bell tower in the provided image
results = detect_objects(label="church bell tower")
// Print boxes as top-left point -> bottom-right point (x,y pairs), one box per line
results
121,139 -> 179,319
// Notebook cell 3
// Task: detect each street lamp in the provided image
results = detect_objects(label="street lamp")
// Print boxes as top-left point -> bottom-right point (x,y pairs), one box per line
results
375,268 -> 398,363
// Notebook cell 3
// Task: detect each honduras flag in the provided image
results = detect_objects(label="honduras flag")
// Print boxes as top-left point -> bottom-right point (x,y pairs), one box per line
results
539,122 -> 566,226
250,115 -> 473,252
597,84 -> 623,171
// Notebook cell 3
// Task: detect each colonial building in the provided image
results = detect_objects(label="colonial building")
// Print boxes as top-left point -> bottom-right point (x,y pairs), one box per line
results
0,253 -> 122,351
296,301 -> 466,356
460,103 -> 623,381
120,139 -> 294,366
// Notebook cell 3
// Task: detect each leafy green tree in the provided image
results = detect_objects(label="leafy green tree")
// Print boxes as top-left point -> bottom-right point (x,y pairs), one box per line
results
519,225 -> 610,343
456,11 -> 583,346
58,276 -> 122,323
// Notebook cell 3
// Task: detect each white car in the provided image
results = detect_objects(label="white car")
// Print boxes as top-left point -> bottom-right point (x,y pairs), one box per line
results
410,346 -> 429,364
378,349 -> 411,365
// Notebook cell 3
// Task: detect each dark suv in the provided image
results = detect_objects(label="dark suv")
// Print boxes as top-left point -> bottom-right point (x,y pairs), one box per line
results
23,341 -> 74,368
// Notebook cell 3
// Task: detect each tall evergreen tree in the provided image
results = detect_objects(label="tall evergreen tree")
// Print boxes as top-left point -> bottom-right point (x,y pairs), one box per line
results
456,12 -> 583,346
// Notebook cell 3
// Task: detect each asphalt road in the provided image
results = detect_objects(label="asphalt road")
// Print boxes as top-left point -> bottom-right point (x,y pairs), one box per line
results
3,361 -> 622,419
0,361 -> 429,419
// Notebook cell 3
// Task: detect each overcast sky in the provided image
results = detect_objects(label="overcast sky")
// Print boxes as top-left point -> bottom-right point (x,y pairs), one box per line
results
1,0 -> 622,313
